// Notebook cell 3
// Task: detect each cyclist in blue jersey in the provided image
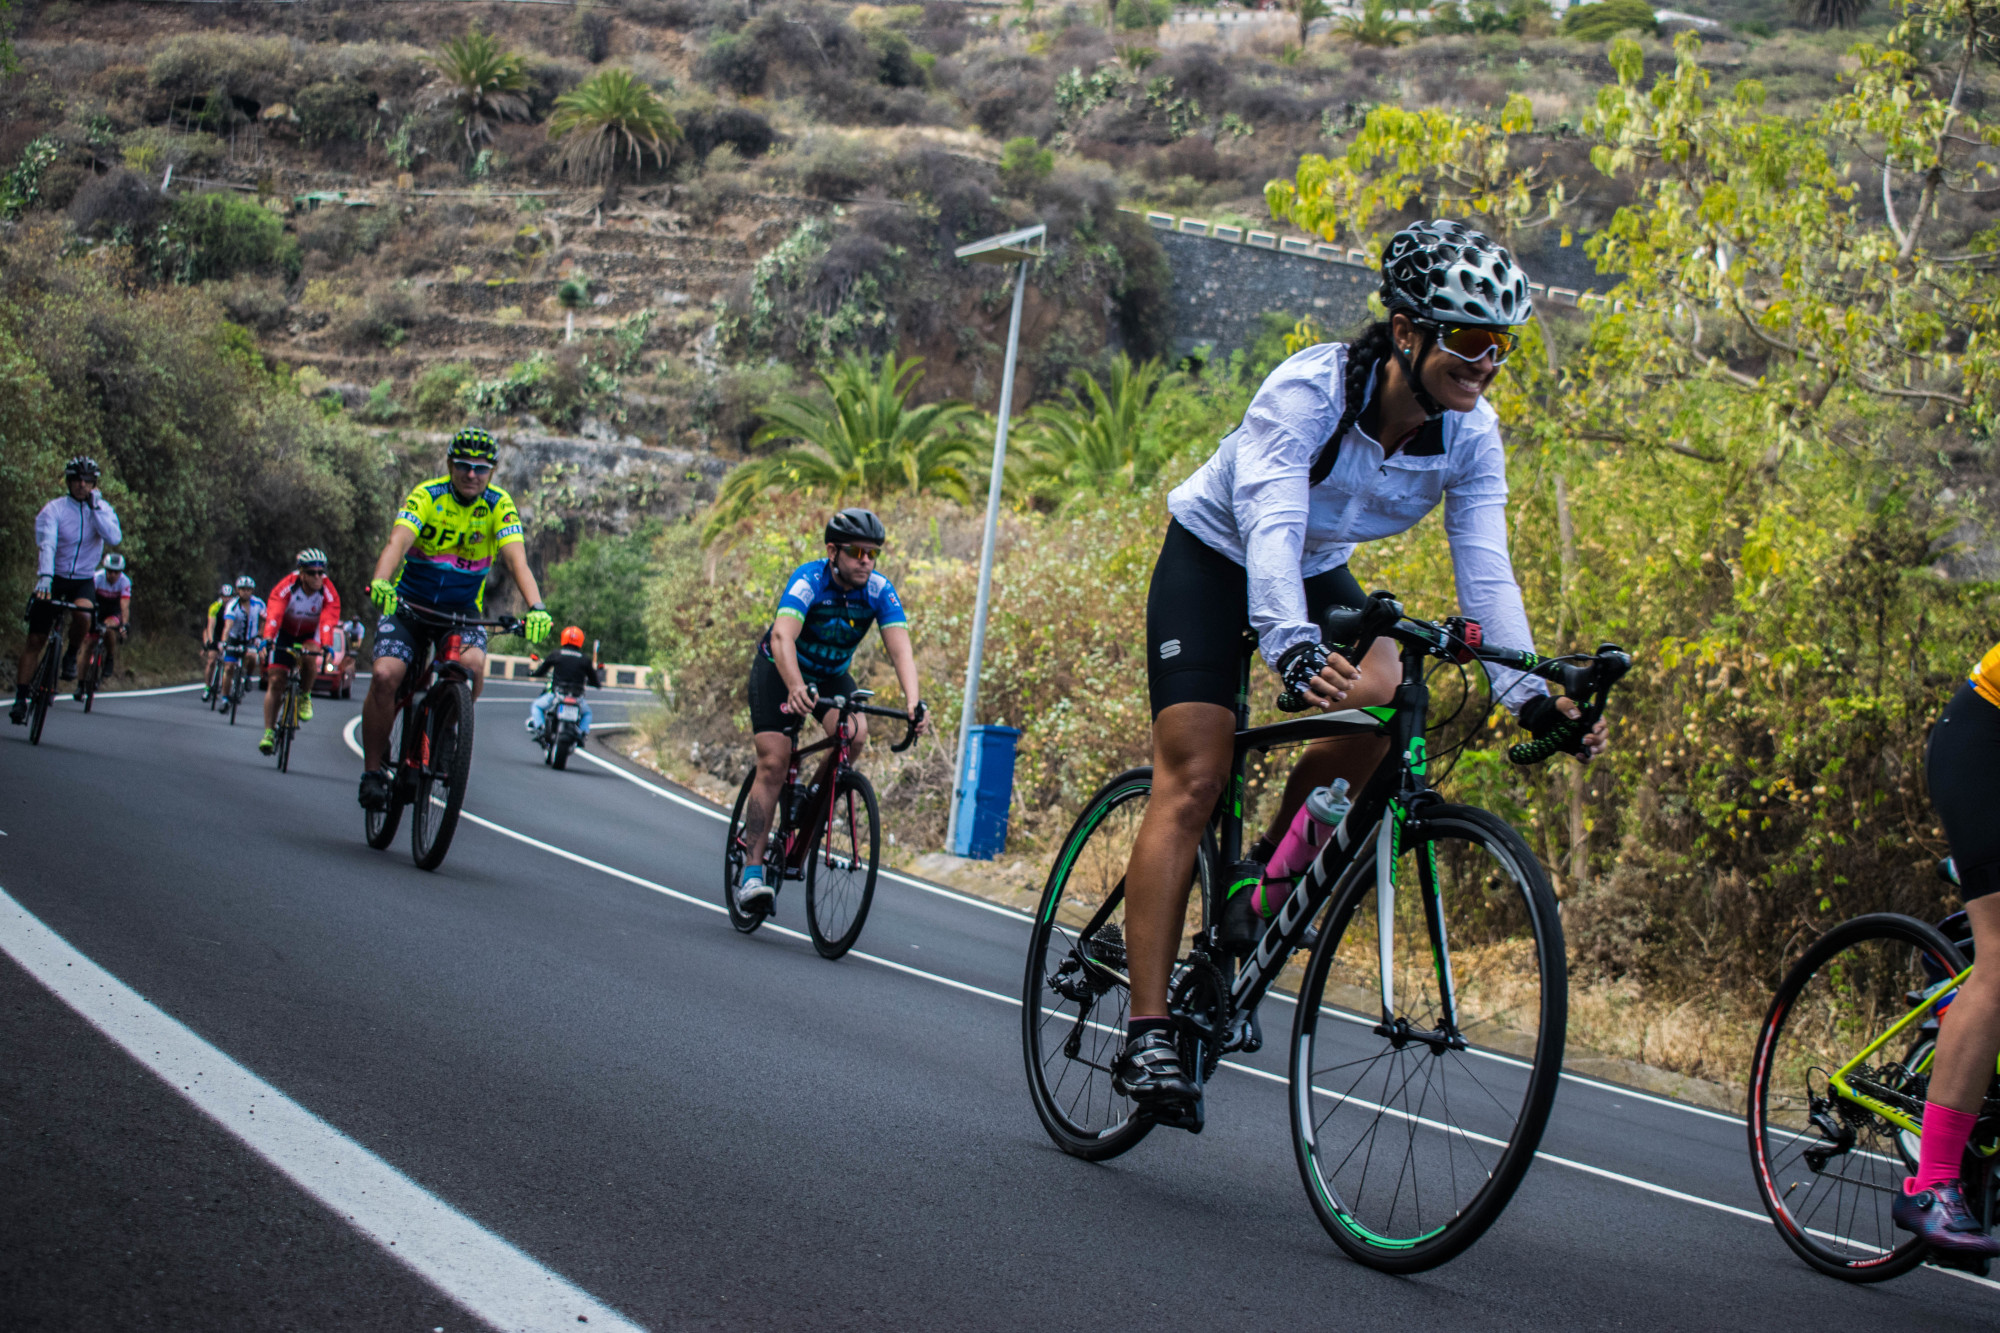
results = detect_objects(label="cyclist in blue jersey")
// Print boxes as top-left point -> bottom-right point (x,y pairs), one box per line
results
735,508 -> 930,913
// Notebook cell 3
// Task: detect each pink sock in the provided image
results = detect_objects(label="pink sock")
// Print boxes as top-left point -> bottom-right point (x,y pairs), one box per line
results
1909,1102 -> 1980,1194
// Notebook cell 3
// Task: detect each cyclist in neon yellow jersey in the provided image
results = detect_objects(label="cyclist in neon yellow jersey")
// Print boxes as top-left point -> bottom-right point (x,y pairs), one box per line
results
356,428 -> 551,811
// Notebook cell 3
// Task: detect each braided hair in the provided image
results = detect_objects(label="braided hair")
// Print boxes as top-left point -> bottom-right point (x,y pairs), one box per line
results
1310,320 -> 1395,487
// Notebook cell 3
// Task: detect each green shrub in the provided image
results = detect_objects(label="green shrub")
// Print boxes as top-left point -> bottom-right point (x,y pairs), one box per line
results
697,32 -> 767,95
1115,0 -> 1173,30
999,135 -> 1054,187
1562,0 -> 1657,38
412,361 -> 477,424
152,193 -> 300,285
146,33 -> 293,104
1,136 -> 62,221
543,521 -> 659,664
295,81 -> 378,146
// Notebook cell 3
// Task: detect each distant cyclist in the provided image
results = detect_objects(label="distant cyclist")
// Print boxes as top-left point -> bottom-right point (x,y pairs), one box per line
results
526,626 -> 601,742
13,457 -> 122,725
257,549 -> 341,756
734,507 -> 929,914
1893,652 -> 2000,1258
202,582 -> 233,701
69,552 -> 132,689
358,427 -> 552,810
217,576 -> 267,703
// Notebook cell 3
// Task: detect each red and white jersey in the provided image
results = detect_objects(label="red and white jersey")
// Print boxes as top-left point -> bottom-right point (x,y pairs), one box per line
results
262,571 -> 342,645
93,571 -> 132,602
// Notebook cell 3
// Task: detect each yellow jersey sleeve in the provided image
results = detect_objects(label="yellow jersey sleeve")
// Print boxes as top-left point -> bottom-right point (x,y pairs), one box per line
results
1972,643 -> 2000,711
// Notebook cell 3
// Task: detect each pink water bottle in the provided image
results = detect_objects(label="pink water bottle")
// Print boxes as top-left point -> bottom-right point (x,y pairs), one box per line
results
1253,779 -> 1351,917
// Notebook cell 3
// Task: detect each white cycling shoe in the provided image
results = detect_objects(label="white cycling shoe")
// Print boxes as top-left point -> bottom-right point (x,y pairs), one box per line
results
735,873 -> 774,913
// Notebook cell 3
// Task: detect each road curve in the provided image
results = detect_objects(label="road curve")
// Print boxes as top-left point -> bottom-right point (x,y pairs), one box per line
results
1,682 -> 1994,1331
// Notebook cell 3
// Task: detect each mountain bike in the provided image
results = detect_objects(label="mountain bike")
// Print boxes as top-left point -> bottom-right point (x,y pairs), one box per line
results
724,689 -> 919,960
364,600 -> 522,871
1022,592 -> 1629,1273
268,643 -> 318,774
1749,903 -> 2000,1281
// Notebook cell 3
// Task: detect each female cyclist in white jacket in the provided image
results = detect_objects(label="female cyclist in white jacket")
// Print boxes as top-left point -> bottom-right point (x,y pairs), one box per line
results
1111,221 -> 1610,1120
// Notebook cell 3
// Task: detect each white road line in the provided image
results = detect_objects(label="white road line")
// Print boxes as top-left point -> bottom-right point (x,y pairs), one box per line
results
336,718 -> 1995,1296
568,745 -> 1035,923
88,682 -> 206,699
567,743 -> 1745,1122
415,801 -> 2000,1294
0,888 -> 647,1333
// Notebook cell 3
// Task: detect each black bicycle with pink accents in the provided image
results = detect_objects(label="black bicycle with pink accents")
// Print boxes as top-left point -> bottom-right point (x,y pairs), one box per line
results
724,688 -> 918,959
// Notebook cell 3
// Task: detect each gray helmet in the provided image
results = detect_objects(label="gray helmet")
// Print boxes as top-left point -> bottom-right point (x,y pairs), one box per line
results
296,547 -> 328,570
235,575 -> 257,591
1380,221 -> 1532,327
824,507 -> 887,546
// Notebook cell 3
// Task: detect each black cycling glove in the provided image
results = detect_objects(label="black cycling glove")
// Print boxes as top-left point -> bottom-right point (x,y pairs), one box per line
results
1275,640 -> 1334,713
1510,694 -> 1592,765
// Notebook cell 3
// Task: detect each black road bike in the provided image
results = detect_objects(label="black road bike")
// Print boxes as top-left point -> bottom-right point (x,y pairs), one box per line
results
220,636 -> 257,726
21,598 -> 86,746
725,689 -> 918,960
1022,593 -> 1630,1272
269,645 -> 318,774
365,601 -> 522,871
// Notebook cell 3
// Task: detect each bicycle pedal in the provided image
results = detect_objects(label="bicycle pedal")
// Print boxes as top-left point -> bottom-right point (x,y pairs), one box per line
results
1144,1098 -> 1205,1135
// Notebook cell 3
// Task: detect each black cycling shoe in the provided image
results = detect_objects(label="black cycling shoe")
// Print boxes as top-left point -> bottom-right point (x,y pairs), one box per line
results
1112,1030 -> 1203,1131
8,700 -> 26,726
358,769 -> 393,811
1893,1180 -> 2000,1260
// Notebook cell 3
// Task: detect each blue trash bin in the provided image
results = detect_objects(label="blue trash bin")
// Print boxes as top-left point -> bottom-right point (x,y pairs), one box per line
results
952,725 -> 1023,860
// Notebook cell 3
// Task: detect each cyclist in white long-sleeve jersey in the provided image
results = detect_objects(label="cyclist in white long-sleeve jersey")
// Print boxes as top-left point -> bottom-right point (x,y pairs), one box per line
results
13,457 -> 122,725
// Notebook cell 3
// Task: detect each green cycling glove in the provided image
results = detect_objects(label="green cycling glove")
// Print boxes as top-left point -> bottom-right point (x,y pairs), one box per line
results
524,604 -> 552,644
370,578 -> 399,616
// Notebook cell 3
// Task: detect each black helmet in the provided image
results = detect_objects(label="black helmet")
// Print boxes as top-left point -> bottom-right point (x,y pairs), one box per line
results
824,507 -> 887,546
65,455 -> 101,482
447,427 -> 499,466
1380,221 -> 1532,327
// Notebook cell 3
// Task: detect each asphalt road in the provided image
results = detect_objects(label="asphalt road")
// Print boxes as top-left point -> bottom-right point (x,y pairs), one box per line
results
2,680 -> 1996,1331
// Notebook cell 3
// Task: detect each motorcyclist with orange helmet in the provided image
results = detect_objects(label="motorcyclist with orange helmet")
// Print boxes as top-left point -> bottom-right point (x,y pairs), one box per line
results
527,625 -> 602,743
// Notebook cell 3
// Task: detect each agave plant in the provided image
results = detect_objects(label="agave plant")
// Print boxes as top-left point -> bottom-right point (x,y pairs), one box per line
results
1335,0 -> 1418,47
704,355 -> 978,542
1015,355 -> 1181,508
548,69 -> 682,184
422,31 -> 531,157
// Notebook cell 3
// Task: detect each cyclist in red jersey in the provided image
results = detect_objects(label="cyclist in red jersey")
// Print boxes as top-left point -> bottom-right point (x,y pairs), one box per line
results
257,549 -> 340,755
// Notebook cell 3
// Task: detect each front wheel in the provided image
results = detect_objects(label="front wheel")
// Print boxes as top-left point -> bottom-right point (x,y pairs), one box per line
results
365,710 -> 407,849
1290,803 -> 1565,1273
26,637 -> 58,747
1748,913 -> 1963,1282
411,681 -> 474,871
80,646 -> 98,712
1022,767 -> 1212,1162
805,769 -> 879,960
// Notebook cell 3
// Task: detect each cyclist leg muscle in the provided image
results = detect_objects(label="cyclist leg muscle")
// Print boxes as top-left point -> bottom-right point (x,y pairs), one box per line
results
1124,700 -> 1236,1018
743,731 -> 791,865
361,656 -> 407,770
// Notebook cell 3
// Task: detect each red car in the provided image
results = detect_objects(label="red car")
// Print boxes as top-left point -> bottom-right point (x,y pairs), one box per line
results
311,623 -> 360,699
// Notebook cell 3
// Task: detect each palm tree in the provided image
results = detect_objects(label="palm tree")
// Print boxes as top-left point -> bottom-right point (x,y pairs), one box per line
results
422,31 -> 531,158
1016,355 -> 1180,508
1335,0 -> 1418,46
548,69 -> 681,185
1287,0 -> 1333,44
704,354 -> 979,542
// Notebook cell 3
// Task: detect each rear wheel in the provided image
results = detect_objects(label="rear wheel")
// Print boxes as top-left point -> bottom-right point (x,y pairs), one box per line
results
806,769 -> 879,960
1291,803 -> 1565,1273
1023,767 -> 1212,1161
553,735 -> 573,770
1748,913 -> 1962,1282
207,661 -> 222,710
411,681 -> 475,871
724,768 -> 772,934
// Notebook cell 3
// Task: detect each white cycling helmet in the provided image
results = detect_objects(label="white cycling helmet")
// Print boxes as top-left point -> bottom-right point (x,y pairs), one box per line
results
1380,220 -> 1533,327
102,553 -> 126,572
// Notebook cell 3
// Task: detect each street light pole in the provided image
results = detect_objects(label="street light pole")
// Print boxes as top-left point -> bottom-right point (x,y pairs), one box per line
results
947,223 -> 1044,856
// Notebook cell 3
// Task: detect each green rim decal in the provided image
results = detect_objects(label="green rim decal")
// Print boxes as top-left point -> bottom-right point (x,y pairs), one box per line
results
1042,781 -> 1147,923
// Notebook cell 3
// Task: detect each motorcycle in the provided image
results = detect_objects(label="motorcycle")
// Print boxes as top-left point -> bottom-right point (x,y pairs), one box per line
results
537,692 -> 585,770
